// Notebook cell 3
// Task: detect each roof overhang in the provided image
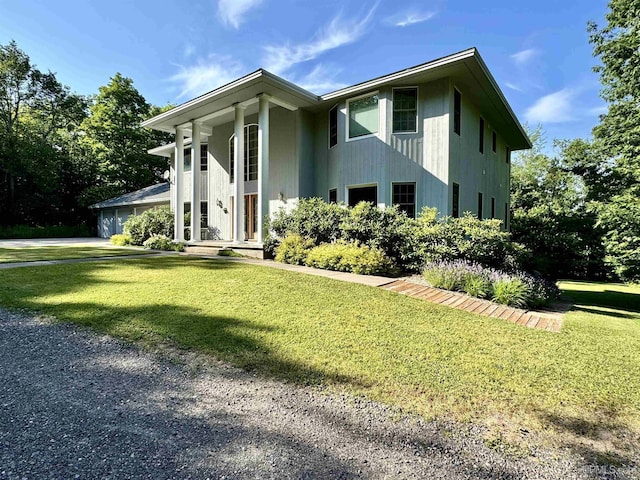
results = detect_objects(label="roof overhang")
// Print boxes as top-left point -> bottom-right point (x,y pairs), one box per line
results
142,69 -> 320,134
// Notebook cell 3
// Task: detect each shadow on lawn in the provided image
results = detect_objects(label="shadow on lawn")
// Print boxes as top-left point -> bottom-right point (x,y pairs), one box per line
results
563,287 -> 640,315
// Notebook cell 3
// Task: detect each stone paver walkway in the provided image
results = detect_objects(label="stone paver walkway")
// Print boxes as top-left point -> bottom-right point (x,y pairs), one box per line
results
382,280 -> 565,332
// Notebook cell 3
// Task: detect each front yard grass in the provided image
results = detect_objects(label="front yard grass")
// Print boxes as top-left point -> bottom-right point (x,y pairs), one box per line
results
0,256 -> 638,463
0,246 -> 153,263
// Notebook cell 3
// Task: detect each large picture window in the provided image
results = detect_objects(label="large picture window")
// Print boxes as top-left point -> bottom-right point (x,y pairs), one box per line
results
200,144 -> 208,171
229,124 -> 258,182
347,92 -> 379,139
392,88 -> 418,133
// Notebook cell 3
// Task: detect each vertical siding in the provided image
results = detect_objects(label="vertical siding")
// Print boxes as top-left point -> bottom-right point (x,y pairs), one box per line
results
448,80 -> 510,225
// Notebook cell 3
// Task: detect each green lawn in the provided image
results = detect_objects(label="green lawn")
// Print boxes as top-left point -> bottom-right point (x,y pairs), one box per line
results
0,257 -> 638,462
0,246 -> 153,263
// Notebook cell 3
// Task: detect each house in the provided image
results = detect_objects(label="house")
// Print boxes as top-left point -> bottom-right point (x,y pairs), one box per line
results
137,48 -> 530,255
90,183 -> 170,238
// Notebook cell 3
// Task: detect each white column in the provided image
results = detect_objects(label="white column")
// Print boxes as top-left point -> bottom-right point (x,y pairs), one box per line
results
190,121 -> 201,242
174,127 -> 185,242
257,94 -> 270,244
233,103 -> 246,242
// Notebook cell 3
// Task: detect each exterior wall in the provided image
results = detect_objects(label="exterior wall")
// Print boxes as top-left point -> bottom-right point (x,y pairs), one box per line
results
312,78 -> 450,214
448,80 -> 511,224
169,106 -> 300,240
96,203 -> 169,238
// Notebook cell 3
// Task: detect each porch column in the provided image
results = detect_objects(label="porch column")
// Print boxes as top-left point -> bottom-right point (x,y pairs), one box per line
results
257,94 -> 270,244
174,127 -> 185,242
190,121 -> 201,242
233,103 -> 245,242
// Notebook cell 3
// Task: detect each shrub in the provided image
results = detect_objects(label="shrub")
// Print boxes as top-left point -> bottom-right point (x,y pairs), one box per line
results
305,241 -> 395,276
274,234 -> 314,265
124,207 -> 174,245
462,273 -> 491,298
269,198 -> 348,245
341,202 -> 420,271
110,234 -> 132,246
422,261 -> 467,290
142,234 -> 184,252
492,277 -> 528,308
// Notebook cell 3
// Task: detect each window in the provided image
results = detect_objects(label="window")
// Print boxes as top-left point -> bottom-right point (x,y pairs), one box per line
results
200,201 -> 208,228
492,131 -> 497,153
229,124 -> 259,182
392,183 -> 416,218
347,92 -> 379,139
184,148 -> 191,172
348,185 -> 377,206
477,192 -> 483,220
200,144 -> 208,171
329,106 -> 338,148
506,146 -> 511,164
479,117 -> 485,153
504,203 -> 509,230
329,188 -> 337,203
452,183 -> 460,218
453,89 -> 461,135
392,88 -> 418,133
491,197 -> 496,219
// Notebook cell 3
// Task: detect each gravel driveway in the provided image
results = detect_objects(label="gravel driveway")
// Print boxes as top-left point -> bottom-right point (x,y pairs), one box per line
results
0,308 -> 629,479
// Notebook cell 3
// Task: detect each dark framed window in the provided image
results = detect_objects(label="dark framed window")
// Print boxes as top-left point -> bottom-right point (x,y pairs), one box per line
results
329,106 -> 338,148
452,183 -> 460,218
491,197 -> 496,219
229,124 -> 259,183
392,88 -> 418,133
479,117 -> 485,153
453,89 -> 461,135
348,185 -> 377,207
347,93 -> 379,139
184,148 -> 191,172
477,192 -> 483,220
200,201 -> 208,228
506,146 -> 511,164
392,182 -> 416,218
200,144 -> 208,171
504,202 -> 509,230
492,131 -> 497,153
329,188 -> 337,203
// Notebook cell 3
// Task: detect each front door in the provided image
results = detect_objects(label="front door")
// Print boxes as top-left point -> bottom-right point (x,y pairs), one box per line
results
244,194 -> 258,241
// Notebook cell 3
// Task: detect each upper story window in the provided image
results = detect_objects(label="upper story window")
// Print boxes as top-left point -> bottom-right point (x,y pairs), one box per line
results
453,89 -> 461,135
229,124 -> 258,183
492,131 -> 497,153
347,92 -> 379,140
392,88 -> 418,133
200,144 -> 208,171
506,146 -> 511,164
329,106 -> 338,148
479,117 -> 485,153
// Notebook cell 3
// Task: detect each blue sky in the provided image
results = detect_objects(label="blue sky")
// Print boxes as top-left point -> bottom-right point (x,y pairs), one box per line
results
0,0 -> 608,151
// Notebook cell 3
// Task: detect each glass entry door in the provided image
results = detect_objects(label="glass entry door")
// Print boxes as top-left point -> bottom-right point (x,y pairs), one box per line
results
244,194 -> 258,241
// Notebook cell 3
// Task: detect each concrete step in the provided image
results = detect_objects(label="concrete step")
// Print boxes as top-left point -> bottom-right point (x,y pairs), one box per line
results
184,246 -> 224,256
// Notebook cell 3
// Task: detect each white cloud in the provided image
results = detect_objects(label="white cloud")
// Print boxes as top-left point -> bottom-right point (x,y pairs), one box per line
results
525,89 -> 577,123
263,5 -> 378,75
184,43 -> 195,58
588,105 -> 608,116
390,10 -> 437,27
170,55 -> 244,98
293,64 -> 347,94
510,48 -> 539,66
218,0 -> 263,29
505,82 -> 523,92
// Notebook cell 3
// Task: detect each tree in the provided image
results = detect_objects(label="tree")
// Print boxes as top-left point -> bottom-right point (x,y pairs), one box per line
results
510,126 -> 608,279
79,73 -> 171,206
588,0 -> 640,281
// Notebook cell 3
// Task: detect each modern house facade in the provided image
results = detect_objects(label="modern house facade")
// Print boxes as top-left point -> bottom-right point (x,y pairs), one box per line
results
138,48 -> 530,250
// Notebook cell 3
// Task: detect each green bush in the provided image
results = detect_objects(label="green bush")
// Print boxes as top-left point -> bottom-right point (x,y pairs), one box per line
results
142,234 -> 184,252
0,224 -> 91,239
305,241 -> 395,275
492,277 -> 528,308
274,234 -> 314,265
124,207 -> 174,245
269,198 -> 348,245
422,262 -> 465,291
110,234 -> 132,246
462,273 -> 491,298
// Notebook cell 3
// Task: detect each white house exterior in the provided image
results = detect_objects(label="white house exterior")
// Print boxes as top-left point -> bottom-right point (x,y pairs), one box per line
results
142,48 -> 530,253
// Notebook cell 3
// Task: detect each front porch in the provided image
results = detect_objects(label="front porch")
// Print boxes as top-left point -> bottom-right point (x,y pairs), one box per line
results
183,240 -> 266,259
